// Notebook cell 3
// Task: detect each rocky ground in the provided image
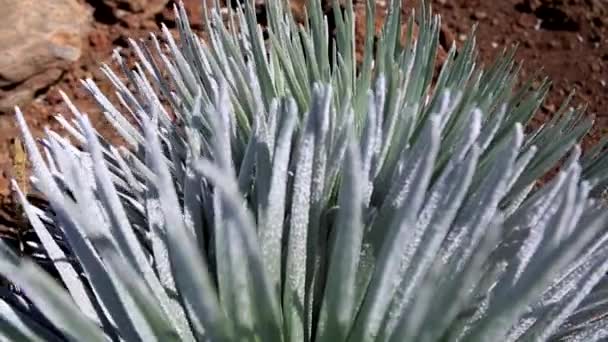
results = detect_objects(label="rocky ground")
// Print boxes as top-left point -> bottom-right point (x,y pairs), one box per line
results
0,0 -> 606,231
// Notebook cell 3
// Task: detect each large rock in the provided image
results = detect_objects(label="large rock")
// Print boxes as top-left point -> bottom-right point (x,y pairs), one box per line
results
0,0 -> 90,112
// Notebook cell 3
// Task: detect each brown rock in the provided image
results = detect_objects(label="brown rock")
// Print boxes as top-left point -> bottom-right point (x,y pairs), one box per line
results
104,0 -> 148,12
0,68 -> 63,113
159,0 -> 229,32
0,0 -> 90,112
102,0 -> 169,14
517,14 -> 537,29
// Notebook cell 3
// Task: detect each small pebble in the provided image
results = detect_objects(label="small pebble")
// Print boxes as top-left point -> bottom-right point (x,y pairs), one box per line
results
472,11 -> 487,20
549,40 -> 560,49
517,15 -> 536,29
543,103 -> 556,113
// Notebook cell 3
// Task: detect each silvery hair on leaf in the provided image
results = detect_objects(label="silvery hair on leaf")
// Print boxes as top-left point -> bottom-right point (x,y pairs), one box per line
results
1,1 -> 608,341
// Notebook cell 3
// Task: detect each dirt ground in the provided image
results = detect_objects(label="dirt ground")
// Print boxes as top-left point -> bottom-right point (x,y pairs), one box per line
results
437,0 -> 608,143
0,0 -> 606,228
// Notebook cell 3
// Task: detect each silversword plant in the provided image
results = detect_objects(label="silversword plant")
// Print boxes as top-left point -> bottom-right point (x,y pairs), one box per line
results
1,0 -> 608,341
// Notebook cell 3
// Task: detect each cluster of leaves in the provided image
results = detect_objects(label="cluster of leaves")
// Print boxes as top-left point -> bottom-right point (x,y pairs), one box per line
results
1,0 -> 608,341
